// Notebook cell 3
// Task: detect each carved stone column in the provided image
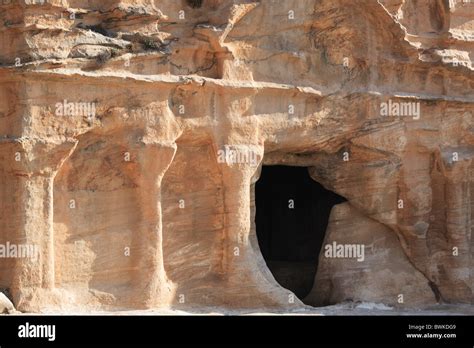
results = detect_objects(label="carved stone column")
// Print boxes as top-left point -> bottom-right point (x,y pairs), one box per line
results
439,147 -> 472,303
0,138 -> 77,310
215,142 -> 301,308
131,139 -> 177,308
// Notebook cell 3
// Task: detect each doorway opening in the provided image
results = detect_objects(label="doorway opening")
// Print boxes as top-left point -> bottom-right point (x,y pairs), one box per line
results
255,165 -> 346,300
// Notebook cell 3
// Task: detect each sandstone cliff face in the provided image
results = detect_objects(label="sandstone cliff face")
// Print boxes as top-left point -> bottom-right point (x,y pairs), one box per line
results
0,0 -> 473,313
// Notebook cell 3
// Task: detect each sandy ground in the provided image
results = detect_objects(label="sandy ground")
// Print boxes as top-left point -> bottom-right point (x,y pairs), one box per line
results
5,302 -> 473,316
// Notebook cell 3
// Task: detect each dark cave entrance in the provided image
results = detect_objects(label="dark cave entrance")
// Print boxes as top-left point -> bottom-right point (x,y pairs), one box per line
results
255,165 -> 346,301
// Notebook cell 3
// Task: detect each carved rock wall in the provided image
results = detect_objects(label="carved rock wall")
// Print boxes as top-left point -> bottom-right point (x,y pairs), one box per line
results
0,0 -> 473,312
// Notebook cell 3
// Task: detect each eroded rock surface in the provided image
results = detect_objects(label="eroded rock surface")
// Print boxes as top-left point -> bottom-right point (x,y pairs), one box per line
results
0,0 -> 473,312
305,203 -> 437,307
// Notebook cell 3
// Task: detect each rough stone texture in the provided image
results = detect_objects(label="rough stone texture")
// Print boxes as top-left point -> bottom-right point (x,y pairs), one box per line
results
0,292 -> 15,313
304,203 -> 436,307
0,0 -> 473,313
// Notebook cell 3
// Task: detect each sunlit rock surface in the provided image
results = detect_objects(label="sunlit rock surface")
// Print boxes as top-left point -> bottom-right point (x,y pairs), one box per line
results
0,0 -> 473,313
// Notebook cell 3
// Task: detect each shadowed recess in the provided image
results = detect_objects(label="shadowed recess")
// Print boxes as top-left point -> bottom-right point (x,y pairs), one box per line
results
256,165 -> 346,300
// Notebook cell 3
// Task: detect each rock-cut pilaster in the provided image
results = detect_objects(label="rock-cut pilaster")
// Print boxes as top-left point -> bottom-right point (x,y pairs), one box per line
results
131,139 -> 177,308
0,138 -> 77,311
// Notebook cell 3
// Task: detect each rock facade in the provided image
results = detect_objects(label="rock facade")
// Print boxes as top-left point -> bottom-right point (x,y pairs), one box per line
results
0,0 -> 473,312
